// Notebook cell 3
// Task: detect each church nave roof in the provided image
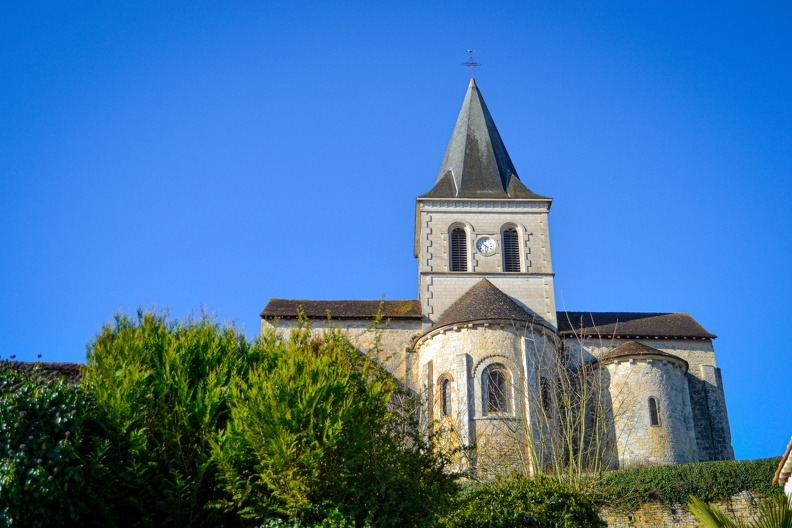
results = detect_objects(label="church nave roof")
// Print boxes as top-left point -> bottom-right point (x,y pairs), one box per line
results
261,299 -> 422,321
262,298 -> 715,341
557,311 -> 716,339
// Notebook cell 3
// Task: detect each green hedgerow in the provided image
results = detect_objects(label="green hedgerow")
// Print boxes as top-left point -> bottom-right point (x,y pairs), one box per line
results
590,458 -> 783,510
439,474 -> 605,528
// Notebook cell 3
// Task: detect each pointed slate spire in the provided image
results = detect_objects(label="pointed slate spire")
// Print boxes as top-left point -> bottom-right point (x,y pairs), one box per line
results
422,79 -> 547,199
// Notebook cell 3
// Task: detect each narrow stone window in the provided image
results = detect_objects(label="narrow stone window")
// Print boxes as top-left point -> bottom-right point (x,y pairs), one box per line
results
648,397 -> 661,426
450,227 -> 468,271
502,227 -> 520,272
484,365 -> 510,414
441,378 -> 452,416
540,377 -> 551,413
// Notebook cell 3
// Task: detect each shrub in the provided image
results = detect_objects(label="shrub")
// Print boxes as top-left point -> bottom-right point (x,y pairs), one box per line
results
591,458 -> 783,510
439,474 -> 605,528
80,310 -> 266,527
0,362 -> 88,527
213,323 -> 458,526
79,310 -> 456,526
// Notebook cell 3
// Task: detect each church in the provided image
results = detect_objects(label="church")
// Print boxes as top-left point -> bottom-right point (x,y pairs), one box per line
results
262,78 -> 734,477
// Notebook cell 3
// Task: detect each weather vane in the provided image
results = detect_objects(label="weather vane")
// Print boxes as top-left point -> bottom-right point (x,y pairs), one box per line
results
463,49 -> 480,77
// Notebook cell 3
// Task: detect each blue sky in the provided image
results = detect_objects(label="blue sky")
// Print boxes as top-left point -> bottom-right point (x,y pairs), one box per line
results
1,2 -> 790,461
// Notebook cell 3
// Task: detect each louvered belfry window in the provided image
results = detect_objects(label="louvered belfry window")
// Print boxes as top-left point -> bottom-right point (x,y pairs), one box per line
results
502,227 -> 520,272
450,227 -> 468,271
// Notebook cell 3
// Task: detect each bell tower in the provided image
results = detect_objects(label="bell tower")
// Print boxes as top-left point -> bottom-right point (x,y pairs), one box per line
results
415,78 -> 557,328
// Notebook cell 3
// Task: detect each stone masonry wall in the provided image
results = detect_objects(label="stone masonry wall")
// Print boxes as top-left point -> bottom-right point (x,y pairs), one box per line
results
603,356 -> 697,467
636,340 -> 733,460
601,492 -> 762,527
569,337 -> 734,463
699,365 -> 734,460
417,199 -> 556,327
416,322 -> 558,477
686,373 -> 716,462
418,324 -> 530,476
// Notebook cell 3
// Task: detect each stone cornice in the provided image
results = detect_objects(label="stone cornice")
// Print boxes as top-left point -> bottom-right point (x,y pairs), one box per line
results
600,354 -> 689,374
414,318 -> 557,348
417,198 -> 551,211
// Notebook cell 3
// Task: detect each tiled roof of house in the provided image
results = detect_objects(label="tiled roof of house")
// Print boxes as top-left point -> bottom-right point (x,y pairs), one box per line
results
557,311 -> 716,339
261,299 -> 422,320
598,340 -> 689,372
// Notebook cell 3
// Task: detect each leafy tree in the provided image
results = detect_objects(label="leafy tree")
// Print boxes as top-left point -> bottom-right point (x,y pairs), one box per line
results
439,474 -> 605,528
0,362 -> 88,527
80,310 -> 265,527
213,322 -> 458,526
689,493 -> 792,528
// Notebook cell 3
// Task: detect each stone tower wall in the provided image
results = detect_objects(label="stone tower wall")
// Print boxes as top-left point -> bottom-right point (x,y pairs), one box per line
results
416,199 -> 556,327
569,337 -> 733,462
651,339 -> 733,461
603,356 -> 697,467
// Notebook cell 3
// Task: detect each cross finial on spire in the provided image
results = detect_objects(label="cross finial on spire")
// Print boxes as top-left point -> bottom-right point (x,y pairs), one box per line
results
463,49 -> 480,77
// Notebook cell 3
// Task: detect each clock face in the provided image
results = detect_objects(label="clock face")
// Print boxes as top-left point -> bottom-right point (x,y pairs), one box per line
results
476,236 -> 497,255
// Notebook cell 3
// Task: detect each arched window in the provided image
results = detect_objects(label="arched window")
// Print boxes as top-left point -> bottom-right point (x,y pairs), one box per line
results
441,378 -> 452,416
450,227 -> 468,271
502,227 -> 520,272
484,364 -> 510,414
648,397 -> 660,426
539,377 -> 551,413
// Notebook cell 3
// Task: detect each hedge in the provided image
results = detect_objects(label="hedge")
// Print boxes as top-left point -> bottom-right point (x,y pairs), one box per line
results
590,457 -> 783,510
